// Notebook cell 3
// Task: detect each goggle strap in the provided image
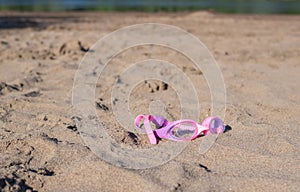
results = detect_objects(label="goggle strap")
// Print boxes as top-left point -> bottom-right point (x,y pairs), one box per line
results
134,115 -> 145,131
149,115 -> 168,128
144,116 -> 158,144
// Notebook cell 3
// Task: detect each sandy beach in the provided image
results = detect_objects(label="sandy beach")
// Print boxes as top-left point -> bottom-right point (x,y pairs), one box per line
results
0,11 -> 299,191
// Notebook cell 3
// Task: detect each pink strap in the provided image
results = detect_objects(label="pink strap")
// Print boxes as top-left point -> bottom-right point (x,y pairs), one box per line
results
144,115 -> 158,144
134,115 -> 145,131
134,115 -> 157,144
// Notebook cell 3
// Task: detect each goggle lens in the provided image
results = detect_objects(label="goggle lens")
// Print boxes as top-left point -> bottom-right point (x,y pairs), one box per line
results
209,118 -> 224,134
171,122 -> 197,139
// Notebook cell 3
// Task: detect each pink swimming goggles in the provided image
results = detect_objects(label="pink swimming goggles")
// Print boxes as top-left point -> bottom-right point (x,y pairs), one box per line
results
134,115 -> 225,144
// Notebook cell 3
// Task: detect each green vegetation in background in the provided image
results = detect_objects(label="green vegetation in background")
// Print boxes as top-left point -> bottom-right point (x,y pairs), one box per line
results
0,0 -> 300,14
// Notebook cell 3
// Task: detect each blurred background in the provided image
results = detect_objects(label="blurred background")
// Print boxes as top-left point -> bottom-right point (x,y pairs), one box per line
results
0,0 -> 299,14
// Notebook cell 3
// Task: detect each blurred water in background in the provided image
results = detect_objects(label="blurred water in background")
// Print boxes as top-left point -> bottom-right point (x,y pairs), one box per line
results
0,0 -> 299,14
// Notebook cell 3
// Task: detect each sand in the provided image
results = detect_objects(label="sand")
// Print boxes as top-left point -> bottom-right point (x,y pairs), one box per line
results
0,11 -> 299,191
